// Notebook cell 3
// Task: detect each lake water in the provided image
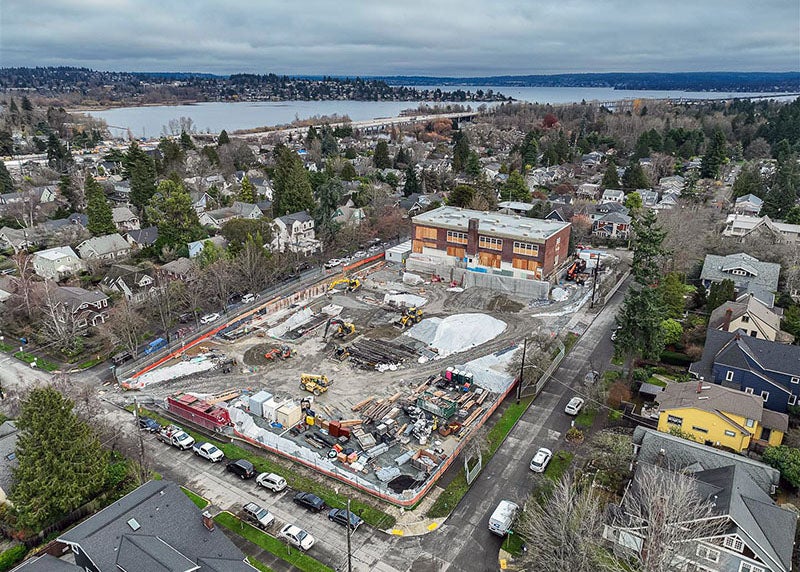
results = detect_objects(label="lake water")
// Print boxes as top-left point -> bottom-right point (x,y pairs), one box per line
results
85,86 -> 796,138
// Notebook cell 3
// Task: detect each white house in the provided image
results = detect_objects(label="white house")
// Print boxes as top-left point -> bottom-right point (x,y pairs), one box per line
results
32,246 -> 84,280
272,211 -> 320,255
199,201 -> 262,229
734,194 -> 764,216
111,206 -> 140,232
601,189 -> 625,204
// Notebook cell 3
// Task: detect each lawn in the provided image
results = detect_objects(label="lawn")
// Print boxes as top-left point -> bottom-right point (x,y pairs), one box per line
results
503,530 -> 526,555
427,396 -> 534,518
13,351 -> 58,372
247,557 -> 276,572
76,357 -> 104,370
137,407 -> 396,529
0,342 -> 13,353
574,408 -> 597,429
181,486 -> 209,509
214,512 -> 334,572
544,450 -> 574,482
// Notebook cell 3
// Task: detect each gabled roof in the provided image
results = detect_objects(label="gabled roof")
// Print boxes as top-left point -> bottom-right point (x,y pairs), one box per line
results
11,554 -> 81,571
278,210 -> 313,225
736,193 -> 764,206
126,226 -> 159,246
656,380 -> 765,424
700,253 -> 780,308
112,206 -> 138,223
597,212 -> 632,224
77,233 -> 131,256
33,246 -> 80,262
708,296 -> 782,337
54,286 -> 108,307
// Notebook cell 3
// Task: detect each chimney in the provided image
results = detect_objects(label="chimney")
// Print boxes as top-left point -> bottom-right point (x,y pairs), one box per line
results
696,380 -> 703,394
722,308 -> 733,332
202,510 -> 214,531
467,218 -> 479,255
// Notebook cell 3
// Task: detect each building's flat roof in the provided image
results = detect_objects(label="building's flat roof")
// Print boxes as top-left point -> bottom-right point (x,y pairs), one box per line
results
413,206 -> 569,241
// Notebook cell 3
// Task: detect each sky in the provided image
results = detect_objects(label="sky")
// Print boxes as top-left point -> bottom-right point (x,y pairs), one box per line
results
2,0 -> 799,76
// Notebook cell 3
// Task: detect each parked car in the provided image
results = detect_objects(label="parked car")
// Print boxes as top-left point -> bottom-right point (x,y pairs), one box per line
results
565,397 -> 585,416
328,508 -> 363,531
324,258 -> 342,269
111,350 -> 133,365
178,312 -> 193,323
529,447 -> 553,473
256,472 -> 287,492
226,459 -> 255,479
137,416 -> 160,433
293,492 -> 325,512
583,370 -> 600,385
242,502 -> 274,529
200,313 -> 220,325
279,524 -> 315,551
193,442 -> 224,462
353,250 -> 366,259
241,293 -> 256,304
367,245 -> 381,253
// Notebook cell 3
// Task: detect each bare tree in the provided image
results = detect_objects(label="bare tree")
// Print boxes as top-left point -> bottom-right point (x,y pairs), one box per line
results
234,241 -> 270,295
202,258 -> 236,312
147,273 -> 179,341
103,298 -> 147,356
5,188 -> 42,228
39,281 -> 82,353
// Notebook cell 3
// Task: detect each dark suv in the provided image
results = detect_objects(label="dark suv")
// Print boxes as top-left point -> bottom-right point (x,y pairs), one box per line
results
137,416 -> 160,432
226,459 -> 255,479
293,492 -> 325,512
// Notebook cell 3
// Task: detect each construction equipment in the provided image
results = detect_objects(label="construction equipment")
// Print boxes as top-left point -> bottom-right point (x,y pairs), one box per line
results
323,318 -> 356,340
264,345 -> 293,361
394,307 -> 424,329
327,277 -> 361,293
565,258 -> 587,281
300,373 -> 331,395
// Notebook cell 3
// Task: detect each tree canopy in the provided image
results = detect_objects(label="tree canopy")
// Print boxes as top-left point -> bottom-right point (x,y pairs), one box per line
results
0,160 -> 14,194
146,179 -> 204,251
621,162 -> 650,191
85,174 -> 115,236
500,170 -> 530,202
601,161 -> 620,189
272,147 -> 315,216
125,141 -> 157,210
373,140 -> 391,169
700,128 -> 727,179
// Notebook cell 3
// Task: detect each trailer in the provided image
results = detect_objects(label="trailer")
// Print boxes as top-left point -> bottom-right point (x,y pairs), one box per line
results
166,392 -> 232,431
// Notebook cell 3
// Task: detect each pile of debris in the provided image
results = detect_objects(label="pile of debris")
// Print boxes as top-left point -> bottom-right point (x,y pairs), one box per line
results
336,339 -> 418,370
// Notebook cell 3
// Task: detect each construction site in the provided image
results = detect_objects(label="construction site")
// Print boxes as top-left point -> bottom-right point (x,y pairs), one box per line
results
118,249 -> 628,505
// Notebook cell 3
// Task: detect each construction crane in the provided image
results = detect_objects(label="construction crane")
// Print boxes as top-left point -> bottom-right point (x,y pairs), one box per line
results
323,318 -> 356,340
394,306 -> 424,329
300,373 -> 331,395
327,277 -> 361,293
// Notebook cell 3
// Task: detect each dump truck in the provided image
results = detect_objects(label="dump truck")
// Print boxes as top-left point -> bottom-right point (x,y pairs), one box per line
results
156,425 -> 195,450
394,307 -> 424,329
300,373 -> 331,395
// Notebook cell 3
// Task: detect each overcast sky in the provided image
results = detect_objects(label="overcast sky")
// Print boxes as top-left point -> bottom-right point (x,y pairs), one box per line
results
2,0 -> 798,76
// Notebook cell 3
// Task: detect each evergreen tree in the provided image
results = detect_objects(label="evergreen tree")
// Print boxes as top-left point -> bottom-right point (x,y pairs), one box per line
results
403,165 -> 420,197
621,162 -> 650,191
11,387 -> 109,530
0,129 -> 13,156
85,174 -> 115,236
340,161 -> 357,181
46,133 -> 71,173
272,147 -> 315,216
305,126 -> 318,147
125,141 -> 157,210
447,184 -> 475,208
394,147 -> 410,169
179,131 -> 195,150
320,125 -> 338,158
700,129 -> 727,179
707,279 -> 736,313
633,132 -> 651,160
785,205 -> 800,225
500,170 -> 530,202
314,178 -> 344,236
520,131 -> 538,170
373,140 -> 391,169
466,151 -> 482,178
762,153 -> 799,219
217,129 -> 230,146
660,272 -> 686,319
0,160 -> 14,194
238,175 -> 256,203
602,161 -> 620,189
146,179 -> 204,250
453,131 -> 470,172
732,162 -> 765,199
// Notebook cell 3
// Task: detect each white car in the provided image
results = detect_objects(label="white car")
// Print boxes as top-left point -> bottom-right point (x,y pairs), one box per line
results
279,524 -> 315,551
256,472 -> 287,492
193,442 -> 225,462
353,251 -> 366,259
200,313 -> 220,324
367,245 -> 381,253
324,258 -> 342,269
529,447 -> 553,473
565,396 -> 585,415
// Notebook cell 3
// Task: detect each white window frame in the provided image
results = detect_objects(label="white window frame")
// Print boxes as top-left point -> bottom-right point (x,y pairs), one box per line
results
789,394 -> 797,406
724,535 -> 744,552
745,418 -> 755,428
744,387 -> 754,395
724,430 -> 737,437
760,390 -> 769,402
739,562 -> 765,572
696,544 -> 720,563
725,370 -> 734,381
791,376 -> 799,384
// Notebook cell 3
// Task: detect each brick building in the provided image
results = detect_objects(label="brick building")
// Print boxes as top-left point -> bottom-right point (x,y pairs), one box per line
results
411,206 -> 570,280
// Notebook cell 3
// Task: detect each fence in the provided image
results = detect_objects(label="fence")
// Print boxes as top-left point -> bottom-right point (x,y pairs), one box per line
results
521,341 -> 566,398
597,270 -> 631,306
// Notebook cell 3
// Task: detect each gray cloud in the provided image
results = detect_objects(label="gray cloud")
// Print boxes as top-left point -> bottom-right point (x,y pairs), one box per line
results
1,0 -> 798,74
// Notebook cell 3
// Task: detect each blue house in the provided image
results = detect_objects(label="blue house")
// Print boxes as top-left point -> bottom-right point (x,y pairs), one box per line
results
689,329 -> 800,413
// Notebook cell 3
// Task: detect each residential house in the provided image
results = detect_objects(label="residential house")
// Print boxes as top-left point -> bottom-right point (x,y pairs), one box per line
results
76,233 -> 131,261
576,183 -> 601,200
735,194 -> 764,216
199,201 -> 262,229
188,236 -> 229,259
601,188 -> 625,204
699,253 -> 781,308
52,286 -> 109,328
497,201 -> 538,215
658,174 -> 686,194
111,206 -> 140,232
398,193 -> 443,216
0,226 -> 37,252
332,204 -> 366,226
654,380 -> 786,452
581,201 -> 630,223
188,190 -> 214,213
593,212 -> 632,239
722,214 -> 800,245
249,176 -> 274,201
160,257 -> 197,282
56,480 -> 255,572
101,264 -> 158,304
0,421 -> 18,504
632,189 -> 659,208
109,180 -> 131,204
604,426 -> 796,572
272,211 -> 320,255
581,151 -> 604,166
0,186 -> 56,207
689,329 -> 800,414
709,296 -> 794,343
545,207 -> 574,223
124,226 -> 158,249
653,190 -> 680,210
0,276 -> 14,305
31,246 -> 84,280
410,206 -> 571,281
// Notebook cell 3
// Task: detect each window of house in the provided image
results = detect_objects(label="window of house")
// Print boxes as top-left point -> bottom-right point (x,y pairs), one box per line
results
744,387 -> 754,395
512,241 -> 539,256
724,536 -> 744,552
750,330 -> 758,337
789,394 -> 797,406
741,315 -> 750,323
760,391 -> 769,402
791,376 -> 799,384
725,370 -> 734,381
739,563 -> 765,572
745,418 -> 755,428
478,236 -> 503,251
415,226 -> 437,240
691,426 -> 709,434
446,230 -> 468,245
667,415 -> 683,426
724,430 -> 737,437
696,544 -> 720,563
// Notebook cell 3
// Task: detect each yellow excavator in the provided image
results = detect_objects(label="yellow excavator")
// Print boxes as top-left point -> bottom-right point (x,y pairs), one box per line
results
395,307 -> 424,329
328,277 -> 361,293
323,318 -> 356,340
300,373 -> 331,395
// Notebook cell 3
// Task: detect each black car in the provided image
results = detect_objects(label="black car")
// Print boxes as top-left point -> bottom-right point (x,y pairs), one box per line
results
293,492 -> 325,512
226,459 -> 256,480
137,416 -> 160,432
328,508 -> 363,531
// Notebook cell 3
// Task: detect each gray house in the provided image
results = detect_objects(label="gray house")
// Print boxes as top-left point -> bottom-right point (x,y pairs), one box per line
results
700,253 -> 781,309
31,246 -> 84,280
77,233 -> 132,261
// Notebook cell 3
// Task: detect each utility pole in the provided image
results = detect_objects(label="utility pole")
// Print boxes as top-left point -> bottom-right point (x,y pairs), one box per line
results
516,337 -> 527,404
345,498 -> 353,572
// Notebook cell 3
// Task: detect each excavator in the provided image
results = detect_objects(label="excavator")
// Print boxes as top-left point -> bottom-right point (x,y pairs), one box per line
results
565,258 -> 588,283
323,318 -> 356,340
300,373 -> 331,395
327,277 -> 361,293
394,306 -> 424,329
264,345 -> 293,361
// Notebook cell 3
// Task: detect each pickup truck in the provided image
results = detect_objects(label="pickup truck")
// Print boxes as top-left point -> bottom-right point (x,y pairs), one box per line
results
193,441 -> 224,462
156,425 -> 195,450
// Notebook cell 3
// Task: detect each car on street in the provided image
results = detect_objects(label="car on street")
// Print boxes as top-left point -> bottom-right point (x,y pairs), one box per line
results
279,524 -> 315,551
241,293 -> 256,304
242,502 -> 274,529
137,416 -> 160,432
226,459 -> 255,479
293,492 -> 325,512
193,442 -> 224,462
367,245 -> 381,253
565,396 -> 585,415
584,370 -> 600,385
324,258 -> 342,269
200,313 -> 220,324
529,447 -> 553,473
256,472 -> 287,492
328,508 -> 363,531
353,250 -> 366,259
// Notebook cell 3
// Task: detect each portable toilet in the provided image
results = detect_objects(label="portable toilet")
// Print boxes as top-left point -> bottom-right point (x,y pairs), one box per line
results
249,391 -> 272,418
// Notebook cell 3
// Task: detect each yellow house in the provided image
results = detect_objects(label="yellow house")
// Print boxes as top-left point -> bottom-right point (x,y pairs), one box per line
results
655,381 -> 787,453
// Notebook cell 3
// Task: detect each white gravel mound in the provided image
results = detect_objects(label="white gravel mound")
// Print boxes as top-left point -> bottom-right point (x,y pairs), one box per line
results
406,313 -> 506,357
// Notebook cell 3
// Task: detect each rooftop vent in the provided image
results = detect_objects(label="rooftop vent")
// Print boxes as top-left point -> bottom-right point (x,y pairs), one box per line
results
126,518 -> 140,531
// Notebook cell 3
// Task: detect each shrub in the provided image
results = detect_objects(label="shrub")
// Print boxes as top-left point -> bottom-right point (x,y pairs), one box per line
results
0,545 -> 27,572
566,427 -> 584,443
762,446 -> 800,488
660,350 -> 693,366
608,410 -> 623,422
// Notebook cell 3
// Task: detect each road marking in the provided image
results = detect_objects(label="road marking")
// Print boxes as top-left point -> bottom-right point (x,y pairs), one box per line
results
548,429 -> 561,440
427,522 -> 438,531
390,529 -> 404,535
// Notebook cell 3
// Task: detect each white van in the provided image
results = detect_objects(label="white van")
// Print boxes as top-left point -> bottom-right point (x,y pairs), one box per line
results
488,500 -> 519,536
241,293 -> 256,304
